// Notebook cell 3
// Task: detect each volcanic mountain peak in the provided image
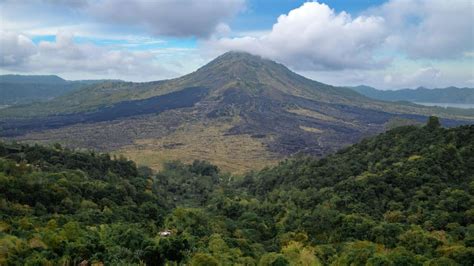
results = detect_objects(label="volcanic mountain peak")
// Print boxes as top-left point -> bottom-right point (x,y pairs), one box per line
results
197,51 -> 282,76
177,51 -> 359,102
0,52 -> 472,173
0,51 -> 355,117
200,51 -> 316,85
180,51 -> 286,86
1,51 -> 472,121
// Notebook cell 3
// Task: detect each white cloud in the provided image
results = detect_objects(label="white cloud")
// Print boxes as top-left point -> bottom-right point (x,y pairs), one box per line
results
205,0 -> 473,71
0,31 -> 178,81
0,0 -> 245,38
0,31 -> 37,67
374,0 -> 474,59
201,0 -> 473,88
204,1 -> 388,71
87,0 -> 245,37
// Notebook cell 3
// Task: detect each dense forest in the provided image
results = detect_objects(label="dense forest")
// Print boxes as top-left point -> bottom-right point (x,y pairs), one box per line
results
1,117 -> 473,265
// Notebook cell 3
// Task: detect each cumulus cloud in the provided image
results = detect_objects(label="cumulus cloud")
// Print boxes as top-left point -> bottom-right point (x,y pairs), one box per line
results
204,1 -> 388,71
0,31 -> 177,80
205,0 -> 473,70
374,0 -> 474,59
0,31 -> 37,67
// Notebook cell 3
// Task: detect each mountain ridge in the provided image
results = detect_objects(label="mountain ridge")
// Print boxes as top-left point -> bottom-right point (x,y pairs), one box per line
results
350,85 -> 474,104
0,74 -> 67,84
0,74 -> 123,106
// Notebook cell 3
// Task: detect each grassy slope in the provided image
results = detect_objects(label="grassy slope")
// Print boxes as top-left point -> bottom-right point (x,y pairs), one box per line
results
117,118 -> 280,174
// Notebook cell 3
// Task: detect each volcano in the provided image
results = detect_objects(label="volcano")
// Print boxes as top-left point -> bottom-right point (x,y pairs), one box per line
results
0,52 -> 472,172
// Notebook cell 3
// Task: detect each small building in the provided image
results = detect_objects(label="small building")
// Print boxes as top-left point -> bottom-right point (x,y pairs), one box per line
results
159,229 -> 172,237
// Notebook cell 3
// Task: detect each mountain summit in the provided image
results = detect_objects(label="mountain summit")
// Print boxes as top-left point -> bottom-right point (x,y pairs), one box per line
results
180,51 -> 364,103
191,51 -> 301,86
1,52 -> 472,172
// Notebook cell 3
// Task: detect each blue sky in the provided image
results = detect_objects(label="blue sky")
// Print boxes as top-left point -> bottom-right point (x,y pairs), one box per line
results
0,0 -> 473,89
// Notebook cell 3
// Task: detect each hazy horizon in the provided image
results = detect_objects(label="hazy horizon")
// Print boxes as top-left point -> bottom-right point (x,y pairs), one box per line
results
2,70 -> 473,91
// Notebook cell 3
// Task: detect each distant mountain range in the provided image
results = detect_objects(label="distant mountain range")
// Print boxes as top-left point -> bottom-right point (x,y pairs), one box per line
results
349,85 -> 474,104
0,74 -> 121,106
1,52 -> 473,172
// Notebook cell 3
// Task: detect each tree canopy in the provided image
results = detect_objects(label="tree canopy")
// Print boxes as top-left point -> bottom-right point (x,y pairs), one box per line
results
1,118 -> 473,265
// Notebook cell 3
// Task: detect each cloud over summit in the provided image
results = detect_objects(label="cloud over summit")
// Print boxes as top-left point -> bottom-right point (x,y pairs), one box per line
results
205,2 -> 388,71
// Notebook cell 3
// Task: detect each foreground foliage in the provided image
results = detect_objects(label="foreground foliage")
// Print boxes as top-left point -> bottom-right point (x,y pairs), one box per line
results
1,117 -> 473,265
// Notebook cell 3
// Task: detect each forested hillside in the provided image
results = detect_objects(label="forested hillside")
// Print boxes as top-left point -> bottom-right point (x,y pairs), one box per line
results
1,117 -> 473,265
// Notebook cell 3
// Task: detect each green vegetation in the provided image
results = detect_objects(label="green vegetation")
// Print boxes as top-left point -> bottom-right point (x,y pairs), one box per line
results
1,117 -> 473,265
